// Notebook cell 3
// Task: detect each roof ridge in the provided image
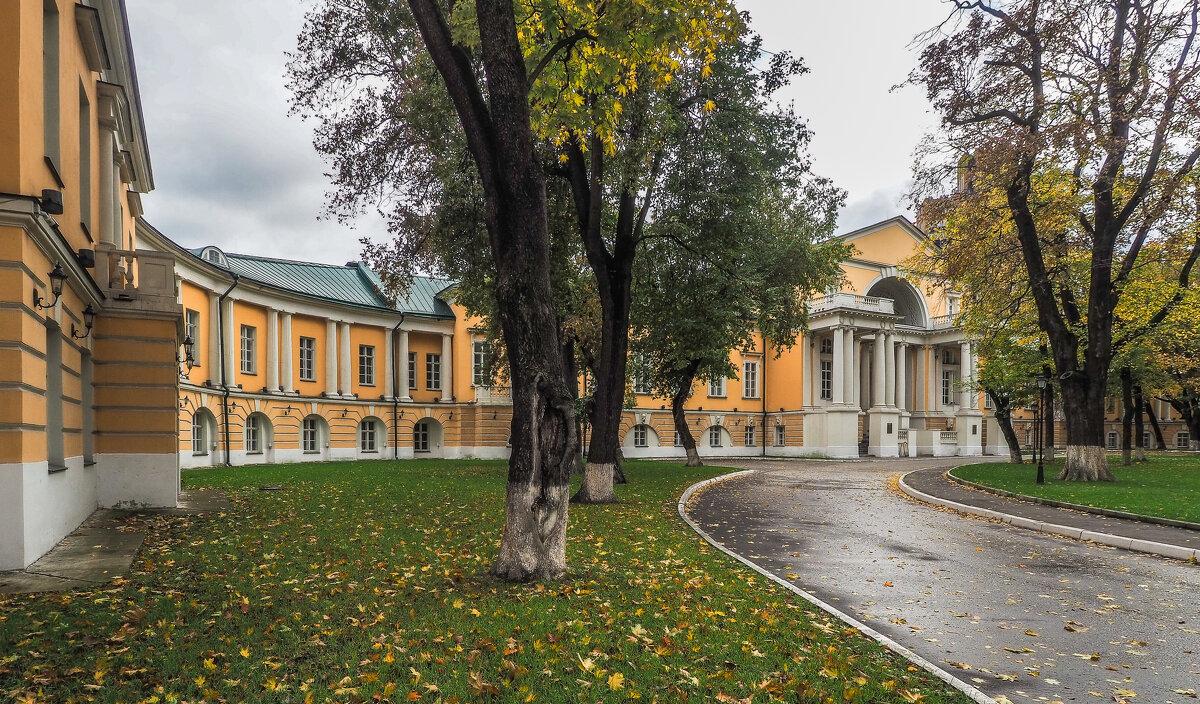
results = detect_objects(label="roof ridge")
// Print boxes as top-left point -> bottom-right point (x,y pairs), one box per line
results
224,250 -> 357,269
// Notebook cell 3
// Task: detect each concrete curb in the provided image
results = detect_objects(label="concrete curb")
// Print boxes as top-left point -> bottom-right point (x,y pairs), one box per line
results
677,470 -> 998,704
899,469 -> 1199,562
944,469 -> 1200,531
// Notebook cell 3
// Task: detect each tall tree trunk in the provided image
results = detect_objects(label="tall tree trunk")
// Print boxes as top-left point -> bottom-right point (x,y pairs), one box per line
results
1057,373 -> 1115,481
1043,371 -> 1056,462
1120,367 -> 1134,467
408,0 -> 576,581
1145,401 -> 1166,451
988,390 -> 1023,463
672,361 -> 703,467
1133,385 -> 1147,462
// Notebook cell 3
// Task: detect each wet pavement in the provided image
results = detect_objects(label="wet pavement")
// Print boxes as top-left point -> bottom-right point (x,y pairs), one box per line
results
686,458 -> 1200,703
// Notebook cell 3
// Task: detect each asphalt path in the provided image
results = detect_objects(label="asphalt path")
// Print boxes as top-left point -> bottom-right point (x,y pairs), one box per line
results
685,458 -> 1200,703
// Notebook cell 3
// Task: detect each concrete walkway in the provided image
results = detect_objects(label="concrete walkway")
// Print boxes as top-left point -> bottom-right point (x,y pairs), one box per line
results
0,488 -> 229,594
903,467 -> 1200,561
685,458 -> 1200,703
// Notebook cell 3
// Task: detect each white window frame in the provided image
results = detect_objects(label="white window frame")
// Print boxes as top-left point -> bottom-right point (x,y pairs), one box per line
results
708,426 -> 723,448
302,417 -> 319,453
240,325 -> 257,375
1177,431 -> 1190,449
744,424 -> 756,447
191,414 -> 207,455
742,359 -> 760,399
472,339 -> 493,387
1107,431 -> 1119,449
774,425 -> 786,447
942,369 -> 955,406
820,361 -> 833,401
245,417 -> 261,454
708,377 -> 726,398
359,420 -> 378,453
631,354 -> 652,395
408,352 -> 417,391
426,353 -> 442,390
359,344 -> 375,386
633,425 -> 648,448
414,420 -> 430,452
820,338 -> 833,355
299,337 -> 316,382
185,309 -> 201,361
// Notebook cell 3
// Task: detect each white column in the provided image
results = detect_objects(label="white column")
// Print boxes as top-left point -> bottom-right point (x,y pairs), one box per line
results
959,341 -> 972,408
280,313 -> 294,393
398,329 -> 411,401
207,291 -> 220,381
831,327 -> 845,405
384,326 -> 394,398
914,345 -> 927,412
340,322 -> 352,395
800,333 -> 810,407
897,343 -> 908,411
810,335 -> 821,405
111,162 -> 122,245
843,327 -> 856,407
98,127 -> 115,245
884,332 -> 896,407
441,333 -> 453,402
221,297 -> 236,385
266,310 -> 279,392
872,333 -> 886,407
325,320 -> 338,396
930,345 -> 941,411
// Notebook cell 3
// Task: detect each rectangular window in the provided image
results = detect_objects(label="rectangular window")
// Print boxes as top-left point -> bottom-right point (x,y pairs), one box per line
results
631,354 -> 651,395
984,393 -> 994,410
708,377 -> 726,398
942,369 -> 954,406
820,361 -> 833,400
820,338 -> 833,355
358,344 -> 375,386
942,349 -> 958,365
359,420 -> 377,452
185,309 -> 201,360
633,425 -> 648,448
426,353 -> 441,390
744,425 -> 756,447
1107,431 -> 1119,450
472,339 -> 493,386
1177,432 -> 1190,449
1142,431 -> 1152,449
240,325 -> 257,374
43,1 -> 60,167
775,425 -> 786,447
673,430 -> 684,447
708,426 -> 722,448
947,295 -> 959,316
78,84 -> 90,232
299,337 -> 316,381
303,418 -> 319,453
408,352 -> 417,391
245,418 -> 260,453
191,418 -> 206,455
414,420 -> 430,452
743,360 -> 759,399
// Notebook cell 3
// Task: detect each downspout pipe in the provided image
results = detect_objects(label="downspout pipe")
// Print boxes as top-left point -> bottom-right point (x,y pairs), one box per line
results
392,314 -> 405,459
217,274 -> 240,466
761,337 -> 768,458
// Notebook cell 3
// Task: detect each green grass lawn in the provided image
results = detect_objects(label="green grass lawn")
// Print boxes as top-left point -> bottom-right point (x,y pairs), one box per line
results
953,454 -> 1200,523
0,460 -> 970,704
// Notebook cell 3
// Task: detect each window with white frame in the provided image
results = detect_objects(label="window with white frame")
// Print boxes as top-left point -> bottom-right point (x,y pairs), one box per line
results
191,413 -> 207,455
1107,431 -> 1119,449
414,420 -> 431,452
744,424 -> 756,447
359,344 -> 375,386
708,377 -> 726,398
426,353 -> 441,390
631,354 -> 651,395
472,339 -> 493,387
302,417 -> 319,453
359,419 -> 378,452
185,309 -> 201,360
240,325 -> 257,374
673,430 -> 683,446
947,295 -> 960,316
984,393 -> 994,410
774,425 -> 786,446
743,359 -> 759,399
942,369 -> 955,406
820,361 -> 833,400
942,349 -> 958,365
708,426 -> 723,447
633,425 -> 648,447
820,338 -> 833,355
1177,431 -> 1190,449
1142,431 -> 1152,449
299,337 -> 316,381
245,416 -> 261,453
408,352 -> 417,390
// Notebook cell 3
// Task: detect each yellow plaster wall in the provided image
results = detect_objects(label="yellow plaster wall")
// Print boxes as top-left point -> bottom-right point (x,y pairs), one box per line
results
349,325 -> 386,397
407,332 -> 444,404
291,315 -> 327,393
232,302 -> 267,391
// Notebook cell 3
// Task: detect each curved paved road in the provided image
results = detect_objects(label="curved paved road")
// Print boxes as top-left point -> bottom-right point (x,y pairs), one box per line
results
687,458 -> 1200,703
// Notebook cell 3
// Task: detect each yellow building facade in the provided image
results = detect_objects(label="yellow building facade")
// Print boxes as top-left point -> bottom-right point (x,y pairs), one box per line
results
1,0 -> 180,570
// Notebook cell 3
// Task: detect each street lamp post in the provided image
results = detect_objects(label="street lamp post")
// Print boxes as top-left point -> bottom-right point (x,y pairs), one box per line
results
1035,375 -> 1049,484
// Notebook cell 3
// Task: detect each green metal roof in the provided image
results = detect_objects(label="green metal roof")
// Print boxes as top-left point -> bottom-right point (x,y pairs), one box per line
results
191,248 -> 455,319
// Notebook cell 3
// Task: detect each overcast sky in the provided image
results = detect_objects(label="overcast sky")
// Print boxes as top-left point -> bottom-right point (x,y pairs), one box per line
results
126,1 -> 951,265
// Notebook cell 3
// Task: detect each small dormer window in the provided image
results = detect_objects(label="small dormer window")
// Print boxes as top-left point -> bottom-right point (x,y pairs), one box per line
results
200,247 -> 228,267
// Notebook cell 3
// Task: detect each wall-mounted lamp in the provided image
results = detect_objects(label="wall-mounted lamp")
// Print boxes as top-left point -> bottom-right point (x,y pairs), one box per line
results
71,303 -> 97,339
176,335 -> 195,373
447,411 -> 454,421
33,263 -> 67,310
